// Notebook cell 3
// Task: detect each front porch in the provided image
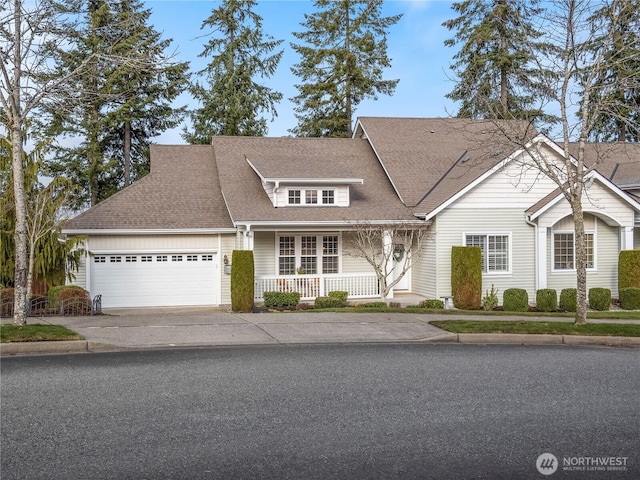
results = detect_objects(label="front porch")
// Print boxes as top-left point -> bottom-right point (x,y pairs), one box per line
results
254,274 -> 426,306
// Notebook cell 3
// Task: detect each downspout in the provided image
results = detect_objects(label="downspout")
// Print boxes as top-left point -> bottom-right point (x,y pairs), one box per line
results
524,213 -> 539,292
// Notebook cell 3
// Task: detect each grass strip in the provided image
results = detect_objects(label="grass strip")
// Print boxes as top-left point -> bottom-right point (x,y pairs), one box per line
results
0,324 -> 83,343
430,320 -> 640,337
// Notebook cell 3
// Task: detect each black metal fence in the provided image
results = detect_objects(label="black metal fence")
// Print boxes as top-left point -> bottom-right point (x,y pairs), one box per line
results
0,295 -> 102,318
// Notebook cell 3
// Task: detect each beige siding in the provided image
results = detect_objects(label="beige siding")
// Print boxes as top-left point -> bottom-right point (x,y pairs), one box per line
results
68,255 -> 87,289
435,209 -> 536,303
456,151 -> 559,210
538,182 -> 635,228
253,232 -> 276,276
89,234 -> 219,251
219,234 -> 236,305
341,232 -> 379,273
411,218 -> 437,299
547,217 -> 621,297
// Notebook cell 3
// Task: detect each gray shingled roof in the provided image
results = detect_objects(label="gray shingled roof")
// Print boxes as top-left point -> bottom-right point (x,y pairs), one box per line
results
213,136 -> 416,223
64,145 -> 234,230
579,142 -> 640,188
248,154 -> 363,181
356,117 -> 537,211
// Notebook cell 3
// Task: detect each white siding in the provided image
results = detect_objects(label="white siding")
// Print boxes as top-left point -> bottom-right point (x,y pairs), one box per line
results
68,255 -> 87,290
435,209 -> 536,303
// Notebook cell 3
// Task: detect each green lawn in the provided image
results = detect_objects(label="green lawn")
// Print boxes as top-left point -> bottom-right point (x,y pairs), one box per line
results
0,324 -> 83,343
430,320 -> 640,337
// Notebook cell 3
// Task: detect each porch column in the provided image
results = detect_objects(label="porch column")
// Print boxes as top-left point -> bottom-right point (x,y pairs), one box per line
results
620,226 -> 634,251
537,227 -> 547,290
242,230 -> 254,250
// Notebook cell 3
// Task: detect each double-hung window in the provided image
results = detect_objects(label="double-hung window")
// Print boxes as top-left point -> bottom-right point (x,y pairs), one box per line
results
278,235 -> 340,275
465,234 -> 510,273
553,231 -> 594,270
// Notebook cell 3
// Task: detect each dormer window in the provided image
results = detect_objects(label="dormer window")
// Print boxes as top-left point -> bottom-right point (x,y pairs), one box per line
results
287,188 -> 336,206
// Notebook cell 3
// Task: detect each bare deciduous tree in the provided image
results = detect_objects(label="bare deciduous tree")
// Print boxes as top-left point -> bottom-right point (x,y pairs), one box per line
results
346,221 -> 432,301
447,0 -> 639,324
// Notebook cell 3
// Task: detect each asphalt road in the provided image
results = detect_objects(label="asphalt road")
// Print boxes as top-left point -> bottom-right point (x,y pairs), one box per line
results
2,344 -> 639,480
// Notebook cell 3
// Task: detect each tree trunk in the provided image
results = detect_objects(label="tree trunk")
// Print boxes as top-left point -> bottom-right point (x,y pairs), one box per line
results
124,119 -> 131,186
572,199 -> 588,325
11,129 -> 28,325
11,1 -> 28,325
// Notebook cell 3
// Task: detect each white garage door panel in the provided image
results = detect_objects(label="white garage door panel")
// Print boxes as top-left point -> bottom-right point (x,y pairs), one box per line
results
92,254 -> 217,308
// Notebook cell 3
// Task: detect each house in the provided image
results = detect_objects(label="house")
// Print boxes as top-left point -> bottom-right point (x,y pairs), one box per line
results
63,117 -> 640,309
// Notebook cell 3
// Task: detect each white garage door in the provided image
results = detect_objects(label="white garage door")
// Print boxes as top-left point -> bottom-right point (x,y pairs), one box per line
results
91,253 -> 217,308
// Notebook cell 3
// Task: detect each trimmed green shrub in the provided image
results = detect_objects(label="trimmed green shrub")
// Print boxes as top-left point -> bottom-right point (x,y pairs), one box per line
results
363,302 -> 387,308
619,288 -> 640,310
47,285 -> 88,307
588,288 -> 611,311
264,291 -> 300,308
231,250 -> 254,312
536,289 -> 558,312
313,297 -> 344,309
559,288 -> 577,312
422,299 -> 444,309
451,246 -> 482,310
503,288 -> 529,312
619,251 -> 640,289
328,291 -> 348,306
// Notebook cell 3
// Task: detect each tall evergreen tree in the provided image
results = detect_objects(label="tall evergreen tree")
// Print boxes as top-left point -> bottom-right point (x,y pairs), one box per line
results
102,0 -> 189,187
443,0 -> 551,121
584,0 -> 640,142
183,0 -> 283,143
46,0 -> 189,206
290,0 -> 401,138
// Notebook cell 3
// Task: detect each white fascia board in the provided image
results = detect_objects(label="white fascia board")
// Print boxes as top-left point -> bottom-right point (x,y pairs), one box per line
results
355,121 -> 405,205
263,178 -> 364,185
62,228 -> 237,235
236,219 -> 426,231
246,158 -> 266,182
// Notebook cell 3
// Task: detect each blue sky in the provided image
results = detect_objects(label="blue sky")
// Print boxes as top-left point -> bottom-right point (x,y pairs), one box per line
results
146,0 -> 459,142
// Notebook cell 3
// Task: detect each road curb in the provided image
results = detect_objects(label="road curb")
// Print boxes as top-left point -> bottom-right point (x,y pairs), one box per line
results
2,334 -> 639,356
0,340 -> 89,356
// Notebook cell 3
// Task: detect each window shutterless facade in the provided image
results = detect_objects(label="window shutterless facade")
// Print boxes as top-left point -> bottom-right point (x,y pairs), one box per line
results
277,234 -> 340,275
464,233 -> 510,273
552,231 -> 595,271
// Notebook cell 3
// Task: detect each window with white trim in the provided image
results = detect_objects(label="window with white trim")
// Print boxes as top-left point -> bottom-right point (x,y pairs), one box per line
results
553,231 -> 594,270
287,188 -> 337,206
465,234 -> 510,273
277,235 -> 340,275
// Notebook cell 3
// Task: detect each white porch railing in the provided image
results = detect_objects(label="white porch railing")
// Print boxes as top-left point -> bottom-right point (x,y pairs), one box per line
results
254,274 -> 380,301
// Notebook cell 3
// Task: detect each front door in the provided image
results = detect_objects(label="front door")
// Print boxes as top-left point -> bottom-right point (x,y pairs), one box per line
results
392,245 -> 410,291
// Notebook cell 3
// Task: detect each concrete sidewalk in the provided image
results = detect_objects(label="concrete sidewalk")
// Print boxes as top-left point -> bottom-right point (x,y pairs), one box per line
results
2,308 -> 639,355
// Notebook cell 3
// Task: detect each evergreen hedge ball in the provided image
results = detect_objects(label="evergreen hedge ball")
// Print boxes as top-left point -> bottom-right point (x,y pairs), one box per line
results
559,288 -> 577,312
503,288 -> 529,312
588,288 -> 611,311
536,289 -> 557,312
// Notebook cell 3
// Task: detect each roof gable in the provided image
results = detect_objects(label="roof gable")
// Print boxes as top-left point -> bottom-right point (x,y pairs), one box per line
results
355,117 -> 538,209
